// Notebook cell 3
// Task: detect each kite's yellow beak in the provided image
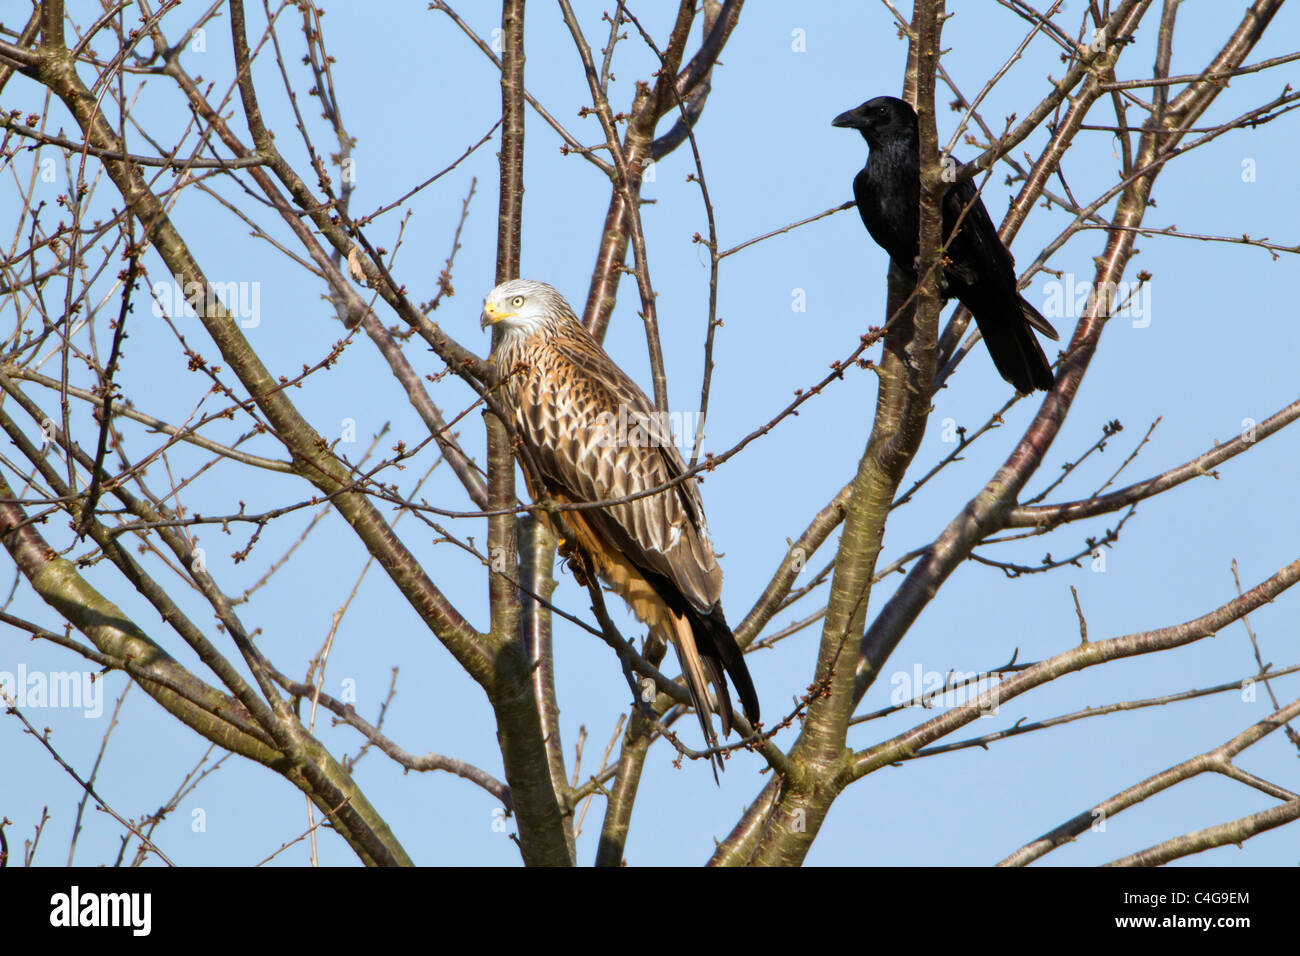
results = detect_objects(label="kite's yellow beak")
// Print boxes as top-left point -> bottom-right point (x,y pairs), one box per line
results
480,300 -> 512,330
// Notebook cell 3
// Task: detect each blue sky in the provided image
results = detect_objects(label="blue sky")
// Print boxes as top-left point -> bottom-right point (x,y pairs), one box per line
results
3,2 -> 1298,866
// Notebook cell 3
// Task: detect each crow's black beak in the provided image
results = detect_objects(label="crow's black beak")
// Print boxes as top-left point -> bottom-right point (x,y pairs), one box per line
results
832,109 -> 862,130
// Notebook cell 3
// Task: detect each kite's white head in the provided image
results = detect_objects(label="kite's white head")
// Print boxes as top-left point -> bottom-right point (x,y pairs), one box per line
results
480,278 -> 577,338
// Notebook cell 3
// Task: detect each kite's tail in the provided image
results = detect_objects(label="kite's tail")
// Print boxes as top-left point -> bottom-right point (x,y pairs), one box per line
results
692,604 -> 760,732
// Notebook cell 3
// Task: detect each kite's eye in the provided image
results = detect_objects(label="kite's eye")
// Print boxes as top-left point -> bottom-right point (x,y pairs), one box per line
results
510,295 -> 525,309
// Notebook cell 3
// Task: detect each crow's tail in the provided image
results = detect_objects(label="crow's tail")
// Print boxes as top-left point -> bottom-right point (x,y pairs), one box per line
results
971,294 -> 1056,393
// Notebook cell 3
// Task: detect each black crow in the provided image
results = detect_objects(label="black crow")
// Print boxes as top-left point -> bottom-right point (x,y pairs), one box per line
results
833,96 -> 1058,393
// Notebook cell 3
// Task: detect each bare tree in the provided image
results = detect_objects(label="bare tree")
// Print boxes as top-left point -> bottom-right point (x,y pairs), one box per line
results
0,0 -> 1296,867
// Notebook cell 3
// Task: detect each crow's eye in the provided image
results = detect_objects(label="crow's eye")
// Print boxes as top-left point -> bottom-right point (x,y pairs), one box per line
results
511,295 -> 525,308
877,106 -> 888,116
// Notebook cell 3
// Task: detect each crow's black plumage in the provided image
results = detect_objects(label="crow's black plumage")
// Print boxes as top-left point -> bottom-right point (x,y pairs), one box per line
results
833,96 -> 1058,393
